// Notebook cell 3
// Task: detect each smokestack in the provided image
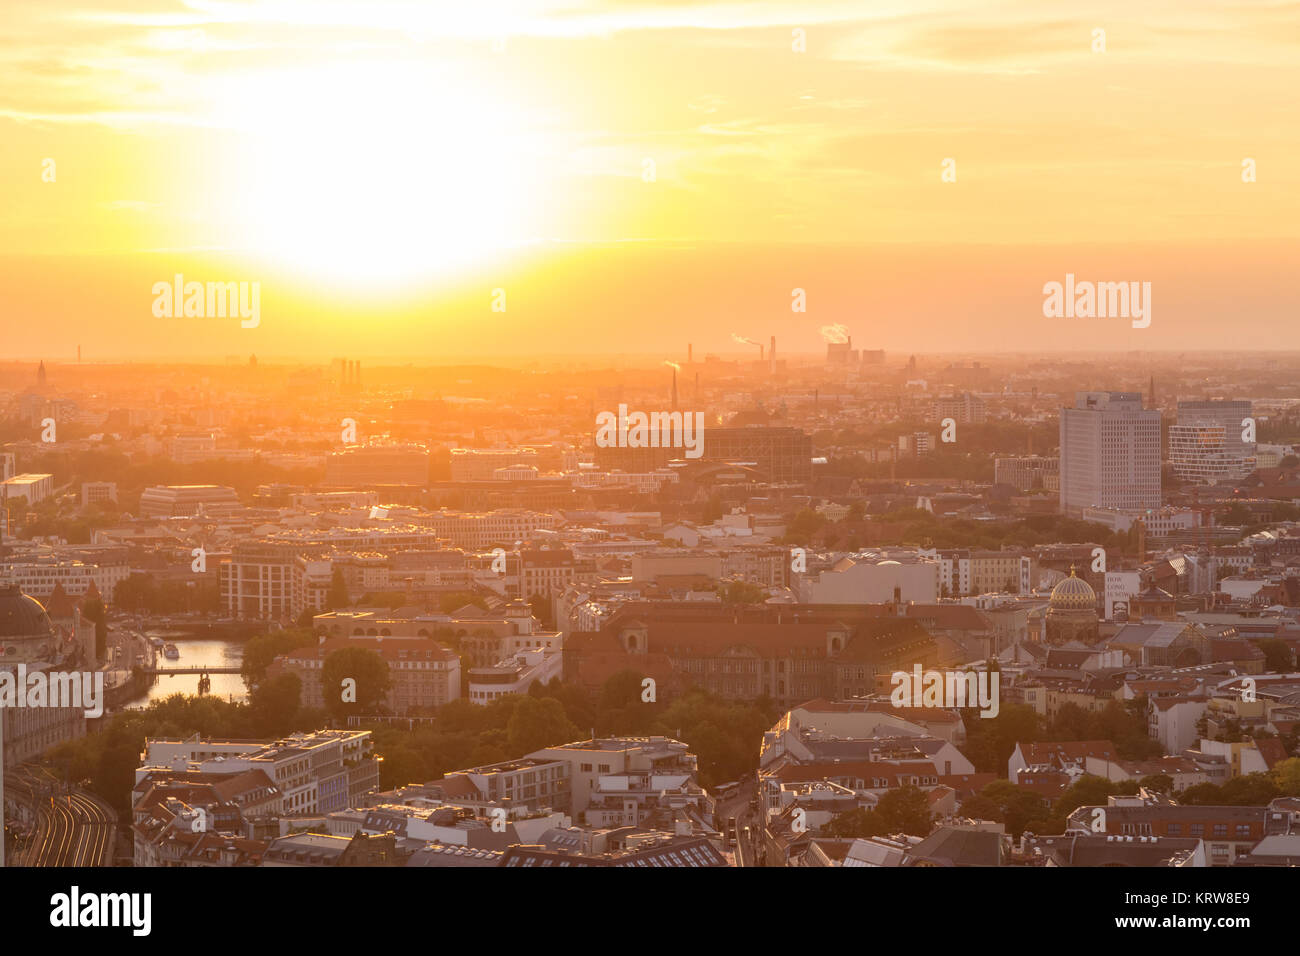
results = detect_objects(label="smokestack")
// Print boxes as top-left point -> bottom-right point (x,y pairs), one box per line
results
671,368 -> 678,411
688,343 -> 693,364
770,336 -> 776,374
694,372 -> 699,405
759,345 -> 764,362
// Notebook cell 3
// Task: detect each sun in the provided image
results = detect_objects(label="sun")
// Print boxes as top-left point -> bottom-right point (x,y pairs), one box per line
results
213,61 -> 530,290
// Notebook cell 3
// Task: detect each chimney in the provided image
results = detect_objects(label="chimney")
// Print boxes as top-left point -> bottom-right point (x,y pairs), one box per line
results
671,368 -> 678,412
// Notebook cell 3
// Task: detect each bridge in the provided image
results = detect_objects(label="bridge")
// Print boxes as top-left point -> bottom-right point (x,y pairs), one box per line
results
144,666 -> 242,675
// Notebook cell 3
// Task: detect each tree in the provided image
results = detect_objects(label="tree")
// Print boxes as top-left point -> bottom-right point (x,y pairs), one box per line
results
528,593 -> 554,628
1272,757 -> 1300,796
321,647 -> 391,718
962,779 -> 1059,837
506,696 -> 581,754
1178,782 -> 1225,805
439,591 -> 488,614
1138,773 -> 1174,794
1218,772 -> 1280,806
1053,775 -> 1134,818
782,508 -> 828,546
81,597 -> 108,662
716,580 -> 766,605
241,628 -> 314,688
600,669 -> 650,711
960,703 -> 1041,774
874,784 -> 933,836
325,568 -> 350,610
823,807 -> 883,839
250,673 -> 302,737
1257,639 -> 1295,673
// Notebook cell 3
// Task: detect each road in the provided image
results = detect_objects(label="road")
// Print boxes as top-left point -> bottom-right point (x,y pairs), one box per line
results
717,776 -> 765,867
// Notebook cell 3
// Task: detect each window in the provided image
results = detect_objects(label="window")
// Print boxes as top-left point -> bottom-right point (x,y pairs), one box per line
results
1166,823 -> 1181,835
1213,824 -> 1227,837
1235,825 -> 1250,838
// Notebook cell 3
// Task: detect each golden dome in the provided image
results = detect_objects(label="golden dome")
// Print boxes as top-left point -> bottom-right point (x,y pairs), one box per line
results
1049,567 -> 1096,611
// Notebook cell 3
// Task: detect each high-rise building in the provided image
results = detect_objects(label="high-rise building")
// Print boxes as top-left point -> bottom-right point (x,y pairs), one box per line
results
1169,400 -> 1256,483
933,392 -> 986,425
1059,392 -> 1161,515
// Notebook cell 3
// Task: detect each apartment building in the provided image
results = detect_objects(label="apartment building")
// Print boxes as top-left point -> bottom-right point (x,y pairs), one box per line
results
414,509 -> 560,549
139,730 -> 379,815
324,445 -> 430,487
0,555 -> 129,601
528,737 -> 700,817
467,648 -> 562,704
271,636 -> 461,713
1068,794 -> 1277,866
220,527 -> 442,619
520,549 -> 576,599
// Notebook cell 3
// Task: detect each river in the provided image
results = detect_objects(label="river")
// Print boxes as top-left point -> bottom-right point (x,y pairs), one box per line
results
132,631 -> 248,707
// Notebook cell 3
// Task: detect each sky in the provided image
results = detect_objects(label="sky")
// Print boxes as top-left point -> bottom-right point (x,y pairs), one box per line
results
1,0 -> 1297,360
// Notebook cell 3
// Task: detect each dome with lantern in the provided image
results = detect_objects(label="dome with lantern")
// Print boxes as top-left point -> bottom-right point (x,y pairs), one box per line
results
1049,567 -> 1097,611
1045,567 -> 1100,646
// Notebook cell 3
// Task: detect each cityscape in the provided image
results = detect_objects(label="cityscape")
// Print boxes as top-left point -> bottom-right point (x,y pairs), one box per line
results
3,351 -> 1299,881
1,0 -> 1295,935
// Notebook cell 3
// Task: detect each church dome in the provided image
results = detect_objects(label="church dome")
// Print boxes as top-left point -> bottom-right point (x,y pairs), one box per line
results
0,584 -> 53,639
1049,568 -> 1096,611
